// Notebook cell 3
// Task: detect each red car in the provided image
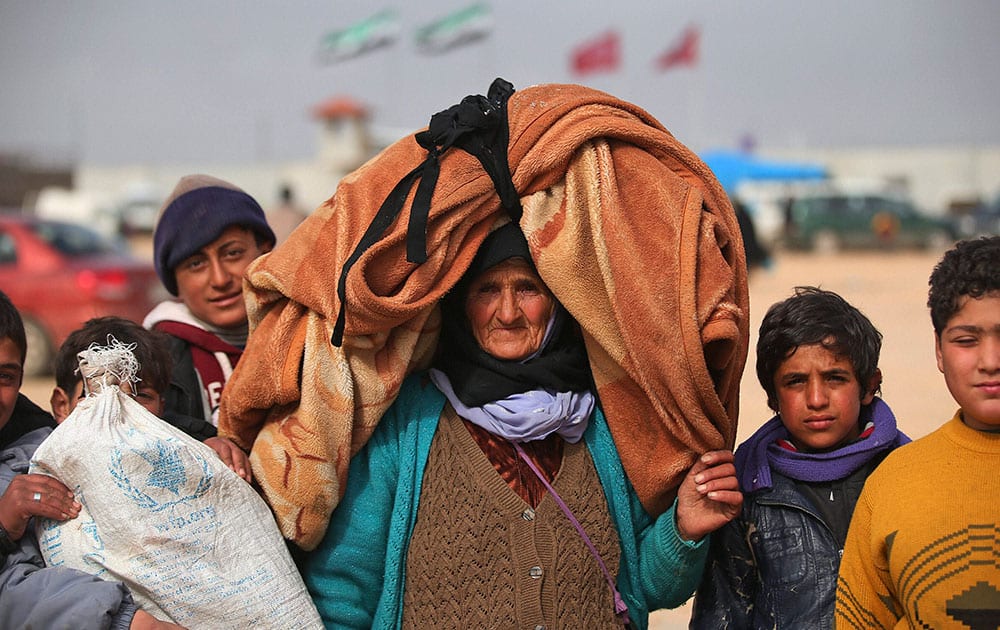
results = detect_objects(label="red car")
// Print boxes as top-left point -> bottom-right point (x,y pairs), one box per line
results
0,213 -> 166,376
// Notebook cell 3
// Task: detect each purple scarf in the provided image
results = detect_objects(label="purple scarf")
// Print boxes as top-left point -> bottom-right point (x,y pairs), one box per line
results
429,368 -> 594,443
735,397 -> 910,493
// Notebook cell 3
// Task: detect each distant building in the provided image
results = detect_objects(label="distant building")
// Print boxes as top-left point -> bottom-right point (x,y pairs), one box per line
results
0,155 -> 72,209
34,95 -> 399,236
765,145 -> 1000,215
312,96 -> 372,175
19,94 -> 1000,244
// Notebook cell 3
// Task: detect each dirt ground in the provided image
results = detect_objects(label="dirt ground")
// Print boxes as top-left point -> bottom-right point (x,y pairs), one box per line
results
17,247 -> 957,629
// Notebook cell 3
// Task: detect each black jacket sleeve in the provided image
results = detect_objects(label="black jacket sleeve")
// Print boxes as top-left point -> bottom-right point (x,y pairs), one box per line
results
160,336 -> 217,441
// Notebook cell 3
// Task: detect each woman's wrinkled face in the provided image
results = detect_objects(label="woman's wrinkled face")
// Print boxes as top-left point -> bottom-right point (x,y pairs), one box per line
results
465,258 -> 555,361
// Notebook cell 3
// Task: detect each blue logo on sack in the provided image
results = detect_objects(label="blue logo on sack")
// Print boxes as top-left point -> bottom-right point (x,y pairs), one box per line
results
139,440 -> 188,495
109,432 -> 214,512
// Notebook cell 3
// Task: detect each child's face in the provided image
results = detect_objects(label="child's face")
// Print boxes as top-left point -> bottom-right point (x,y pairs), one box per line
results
174,226 -> 270,330
773,342 -> 876,453
935,292 -> 1000,431
51,380 -> 164,423
0,337 -> 24,431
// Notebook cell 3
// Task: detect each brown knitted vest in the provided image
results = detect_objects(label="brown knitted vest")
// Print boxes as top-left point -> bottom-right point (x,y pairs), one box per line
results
402,407 -> 622,629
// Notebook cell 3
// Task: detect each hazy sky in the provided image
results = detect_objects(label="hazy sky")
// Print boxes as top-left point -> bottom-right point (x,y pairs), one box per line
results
2,1 -> 999,167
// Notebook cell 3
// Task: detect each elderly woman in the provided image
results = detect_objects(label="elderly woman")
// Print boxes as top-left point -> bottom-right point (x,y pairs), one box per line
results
300,222 -> 741,629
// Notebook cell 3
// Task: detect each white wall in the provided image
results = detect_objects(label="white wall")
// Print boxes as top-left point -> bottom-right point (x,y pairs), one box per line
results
765,145 -> 1000,213
64,143 -> 1000,243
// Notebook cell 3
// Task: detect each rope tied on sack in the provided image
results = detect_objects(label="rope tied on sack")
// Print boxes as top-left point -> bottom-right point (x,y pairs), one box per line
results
332,77 -> 521,346
77,335 -> 142,396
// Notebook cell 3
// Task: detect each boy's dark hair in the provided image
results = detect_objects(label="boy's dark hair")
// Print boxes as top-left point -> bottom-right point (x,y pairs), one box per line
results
54,316 -> 172,395
928,236 -> 1000,336
756,286 -> 882,412
0,290 -> 26,366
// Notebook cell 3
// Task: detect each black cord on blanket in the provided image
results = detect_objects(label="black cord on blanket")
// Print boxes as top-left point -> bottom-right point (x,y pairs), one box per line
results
332,77 -> 522,347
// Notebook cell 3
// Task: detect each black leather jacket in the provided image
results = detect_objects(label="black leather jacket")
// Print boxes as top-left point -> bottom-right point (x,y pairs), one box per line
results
160,334 -> 217,441
689,467 -> 872,629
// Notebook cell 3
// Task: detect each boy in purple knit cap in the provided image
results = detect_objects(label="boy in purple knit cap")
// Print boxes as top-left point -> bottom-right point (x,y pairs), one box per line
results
143,174 -> 274,454
690,286 -> 909,629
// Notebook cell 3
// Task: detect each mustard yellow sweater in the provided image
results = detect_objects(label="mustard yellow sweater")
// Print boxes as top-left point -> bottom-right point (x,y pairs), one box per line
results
836,413 -> 1000,629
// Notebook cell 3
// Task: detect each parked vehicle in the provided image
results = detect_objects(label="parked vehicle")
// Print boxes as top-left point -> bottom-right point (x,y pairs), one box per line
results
956,194 -> 1000,238
32,182 -> 165,239
115,197 -> 160,236
782,193 -> 957,253
0,213 -> 166,376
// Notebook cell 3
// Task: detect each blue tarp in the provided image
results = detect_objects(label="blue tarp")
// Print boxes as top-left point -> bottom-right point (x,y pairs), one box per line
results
700,149 -> 827,195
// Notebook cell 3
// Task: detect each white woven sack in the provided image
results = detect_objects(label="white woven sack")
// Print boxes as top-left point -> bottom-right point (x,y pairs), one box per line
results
29,340 -> 322,628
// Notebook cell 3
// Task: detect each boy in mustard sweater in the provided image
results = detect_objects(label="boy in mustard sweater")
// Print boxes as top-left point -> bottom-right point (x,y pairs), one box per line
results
836,235 -> 1000,628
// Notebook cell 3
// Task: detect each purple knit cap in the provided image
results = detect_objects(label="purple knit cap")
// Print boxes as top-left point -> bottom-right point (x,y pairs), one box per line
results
153,174 -> 275,295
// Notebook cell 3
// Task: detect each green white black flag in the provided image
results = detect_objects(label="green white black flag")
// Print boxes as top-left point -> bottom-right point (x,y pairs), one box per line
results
415,3 -> 492,54
318,10 -> 400,63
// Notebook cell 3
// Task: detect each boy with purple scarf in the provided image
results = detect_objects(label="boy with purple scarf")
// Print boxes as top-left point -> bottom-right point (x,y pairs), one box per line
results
690,286 -> 909,629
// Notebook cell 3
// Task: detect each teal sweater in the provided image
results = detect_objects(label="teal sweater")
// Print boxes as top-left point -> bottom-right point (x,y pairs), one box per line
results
301,375 -> 707,629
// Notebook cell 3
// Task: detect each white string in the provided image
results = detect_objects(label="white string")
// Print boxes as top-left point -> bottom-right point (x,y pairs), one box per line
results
76,335 -> 143,396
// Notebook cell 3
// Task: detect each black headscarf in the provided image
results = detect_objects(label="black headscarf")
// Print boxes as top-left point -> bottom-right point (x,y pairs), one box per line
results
433,223 -> 592,407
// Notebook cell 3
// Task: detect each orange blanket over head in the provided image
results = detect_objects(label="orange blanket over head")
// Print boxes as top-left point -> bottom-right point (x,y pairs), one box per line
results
218,80 -> 749,550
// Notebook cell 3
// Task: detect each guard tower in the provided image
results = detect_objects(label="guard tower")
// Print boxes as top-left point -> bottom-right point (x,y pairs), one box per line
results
312,96 -> 371,174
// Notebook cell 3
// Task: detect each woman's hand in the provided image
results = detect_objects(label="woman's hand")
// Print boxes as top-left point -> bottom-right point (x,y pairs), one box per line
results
0,473 -> 80,539
203,437 -> 252,483
130,609 -> 187,629
674,450 -> 742,543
